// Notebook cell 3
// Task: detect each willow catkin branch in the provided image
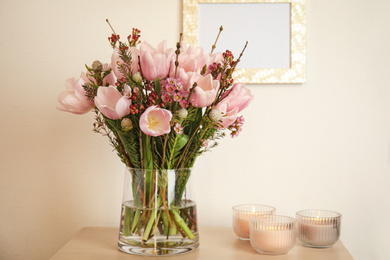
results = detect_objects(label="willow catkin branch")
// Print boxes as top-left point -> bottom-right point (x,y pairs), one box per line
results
211,26 -> 223,53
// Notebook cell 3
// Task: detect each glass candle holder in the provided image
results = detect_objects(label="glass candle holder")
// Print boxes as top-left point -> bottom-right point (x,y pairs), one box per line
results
232,204 -> 275,240
249,215 -> 297,255
296,209 -> 342,248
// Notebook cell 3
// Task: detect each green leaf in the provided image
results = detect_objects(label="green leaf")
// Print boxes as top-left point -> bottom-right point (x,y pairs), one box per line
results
175,134 -> 189,151
142,135 -> 153,169
184,107 -> 202,136
154,79 -> 162,101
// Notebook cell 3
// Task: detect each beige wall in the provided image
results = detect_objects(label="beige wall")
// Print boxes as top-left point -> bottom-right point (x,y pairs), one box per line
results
1,0 -> 389,259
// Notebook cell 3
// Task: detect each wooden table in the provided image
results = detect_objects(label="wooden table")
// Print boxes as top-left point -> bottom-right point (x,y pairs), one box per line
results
50,227 -> 354,259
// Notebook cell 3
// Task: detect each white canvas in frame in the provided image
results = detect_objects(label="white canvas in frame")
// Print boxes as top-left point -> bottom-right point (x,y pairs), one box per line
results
183,0 -> 306,84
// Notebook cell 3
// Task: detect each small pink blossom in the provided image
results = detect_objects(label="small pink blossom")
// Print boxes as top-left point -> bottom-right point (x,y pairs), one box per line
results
176,82 -> 184,91
228,116 -> 245,138
161,93 -> 172,103
169,68 -> 196,92
123,85 -> 132,99
174,123 -> 183,134
230,131 -> 240,138
173,93 -> 182,101
57,77 -> 94,114
94,86 -> 131,120
165,84 -> 176,93
168,78 -> 177,85
139,106 -> 172,136
199,52 -> 224,74
236,115 -> 245,125
179,99 -> 189,108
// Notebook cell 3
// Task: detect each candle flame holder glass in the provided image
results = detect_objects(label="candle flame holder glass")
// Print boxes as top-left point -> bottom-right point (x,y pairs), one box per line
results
232,204 -> 275,240
296,209 -> 342,248
249,215 -> 297,255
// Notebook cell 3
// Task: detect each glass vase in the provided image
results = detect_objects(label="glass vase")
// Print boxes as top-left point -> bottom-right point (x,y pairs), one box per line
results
118,167 -> 199,256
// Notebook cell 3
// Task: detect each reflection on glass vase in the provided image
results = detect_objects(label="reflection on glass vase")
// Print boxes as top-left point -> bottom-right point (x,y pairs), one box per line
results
118,167 -> 199,256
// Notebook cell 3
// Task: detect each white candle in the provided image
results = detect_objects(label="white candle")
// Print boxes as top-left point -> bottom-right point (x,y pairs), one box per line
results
250,225 -> 296,254
233,210 -> 256,239
249,215 -> 296,255
232,205 -> 275,240
298,217 -> 339,247
297,210 -> 341,248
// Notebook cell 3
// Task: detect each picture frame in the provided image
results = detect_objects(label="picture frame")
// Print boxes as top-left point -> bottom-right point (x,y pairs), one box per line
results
183,0 -> 306,84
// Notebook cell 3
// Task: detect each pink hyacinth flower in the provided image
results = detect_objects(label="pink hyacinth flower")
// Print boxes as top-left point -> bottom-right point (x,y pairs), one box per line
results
57,77 -> 94,114
140,41 -> 174,81
111,47 -> 140,79
188,74 -> 219,108
94,86 -> 131,120
139,105 -> 172,136
221,83 -> 253,113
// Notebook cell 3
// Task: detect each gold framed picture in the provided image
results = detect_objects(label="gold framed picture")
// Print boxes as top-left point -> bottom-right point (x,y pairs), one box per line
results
183,0 -> 306,84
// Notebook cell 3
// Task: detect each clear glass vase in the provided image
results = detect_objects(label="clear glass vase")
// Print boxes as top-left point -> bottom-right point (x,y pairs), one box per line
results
118,167 -> 199,256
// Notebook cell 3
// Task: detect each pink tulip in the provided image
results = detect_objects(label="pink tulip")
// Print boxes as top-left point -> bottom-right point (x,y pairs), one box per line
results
214,99 -> 239,128
177,43 -> 204,73
139,106 -> 172,136
111,47 -> 139,79
57,77 -> 94,114
221,83 -> 253,112
170,43 -> 223,75
188,74 -> 219,108
94,86 -> 131,120
140,41 -> 174,81
80,63 -> 116,86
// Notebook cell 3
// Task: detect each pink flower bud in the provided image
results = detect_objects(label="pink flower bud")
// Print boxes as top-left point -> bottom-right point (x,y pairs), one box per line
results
188,74 -> 219,108
140,41 -> 174,81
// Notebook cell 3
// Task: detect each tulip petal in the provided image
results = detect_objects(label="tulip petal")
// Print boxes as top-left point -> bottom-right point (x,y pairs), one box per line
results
95,98 -> 119,119
115,97 -> 131,119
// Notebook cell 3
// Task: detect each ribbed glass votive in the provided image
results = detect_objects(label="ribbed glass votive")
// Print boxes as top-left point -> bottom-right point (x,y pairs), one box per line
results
249,215 -> 297,255
232,204 -> 275,240
296,209 -> 341,248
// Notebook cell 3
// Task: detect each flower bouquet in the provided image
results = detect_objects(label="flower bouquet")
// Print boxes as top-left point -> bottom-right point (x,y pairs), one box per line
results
57,21 -> 253,256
